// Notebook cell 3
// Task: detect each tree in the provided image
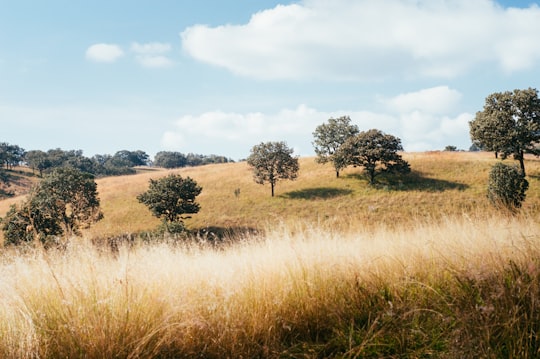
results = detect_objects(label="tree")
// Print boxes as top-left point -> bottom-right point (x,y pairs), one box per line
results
0,143 -> 25,170
1,167 -> 102,244
25,150 -> 51,176
31,167 -> 103,238
137,174 -> 202,231
312,116 -> 359,177
337,129 -> 410,184
469,88 -> 540,176
487,162 -> 528,212
247,141 -> 299,197
111,150 -> 150,167
154,151 -> 188,168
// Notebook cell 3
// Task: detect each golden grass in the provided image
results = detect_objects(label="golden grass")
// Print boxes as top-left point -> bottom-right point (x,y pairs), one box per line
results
0,151 -> 539,356
2,151 -> 540,240
86,151 -> 540,237
0,215 -> 538,357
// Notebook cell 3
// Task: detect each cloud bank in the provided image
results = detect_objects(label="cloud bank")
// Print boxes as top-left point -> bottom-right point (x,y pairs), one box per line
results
181,0 -> 540,80
162,86 -> 473,158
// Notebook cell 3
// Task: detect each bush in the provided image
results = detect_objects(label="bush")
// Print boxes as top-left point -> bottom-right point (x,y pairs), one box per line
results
487,162 -> 528,211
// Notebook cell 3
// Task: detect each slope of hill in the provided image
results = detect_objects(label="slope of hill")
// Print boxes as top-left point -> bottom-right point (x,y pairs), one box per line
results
1,151 -> 540,241
88,151 -> 540,239
1,152 -> 540,357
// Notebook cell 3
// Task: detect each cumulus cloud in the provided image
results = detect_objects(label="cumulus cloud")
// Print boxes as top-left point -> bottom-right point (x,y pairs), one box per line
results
162,86 -> 473,157
85,43 -> 124,63
384,87 -> 473,151
181,0 -> 540,80
131,42 -> 174,68
384,86 -> 462,115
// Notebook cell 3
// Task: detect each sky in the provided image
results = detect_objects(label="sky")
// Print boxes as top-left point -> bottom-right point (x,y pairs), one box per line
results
1,0 -> 540,160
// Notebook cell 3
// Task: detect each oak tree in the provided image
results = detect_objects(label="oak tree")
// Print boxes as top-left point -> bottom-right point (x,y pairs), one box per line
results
337,129 -> 410,184
470,88 -> 540,175
312,116 -> 359,177
247,141 -> 299,197
137,174 -> 202,232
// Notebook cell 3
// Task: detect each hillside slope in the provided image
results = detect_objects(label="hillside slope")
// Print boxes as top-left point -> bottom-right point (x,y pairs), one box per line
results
1,151 -> 540,240
87,151 -> 540,238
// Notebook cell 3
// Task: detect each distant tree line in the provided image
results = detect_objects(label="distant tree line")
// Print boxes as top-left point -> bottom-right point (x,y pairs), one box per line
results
154,151 -> 234,168
0,144 -> 234,178
24,149 -> 150,177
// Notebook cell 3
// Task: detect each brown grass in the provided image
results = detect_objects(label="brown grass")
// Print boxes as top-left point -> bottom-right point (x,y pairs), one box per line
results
0,151 -> 539,357
2,151 -> 540,240
0,215 -> 538,357
89,151 -> 540,237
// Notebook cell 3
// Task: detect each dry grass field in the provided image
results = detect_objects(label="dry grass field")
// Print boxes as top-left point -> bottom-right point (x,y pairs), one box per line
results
88,151 -> 540,237
0,151 -> 539,357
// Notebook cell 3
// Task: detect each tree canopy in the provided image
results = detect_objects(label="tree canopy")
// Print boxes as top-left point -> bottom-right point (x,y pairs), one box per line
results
247,141 -> 299,197
337,129 -> 410,184
312,116 -> 359,177
470,88 -> 540,175
137,174 -> 202,230
1,167 -> 103,245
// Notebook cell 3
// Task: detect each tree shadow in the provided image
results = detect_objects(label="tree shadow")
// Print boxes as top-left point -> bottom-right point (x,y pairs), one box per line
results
282,187 -> 354,200
191,226 -> 261,246
345,171 -> 468,192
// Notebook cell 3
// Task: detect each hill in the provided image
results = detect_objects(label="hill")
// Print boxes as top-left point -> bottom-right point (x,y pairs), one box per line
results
2,151 -> 540,240
88,151 -> 540,238
1,152 -> 540,357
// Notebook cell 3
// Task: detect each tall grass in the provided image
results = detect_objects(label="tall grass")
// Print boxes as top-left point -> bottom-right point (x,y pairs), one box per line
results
0,214 -> 539,358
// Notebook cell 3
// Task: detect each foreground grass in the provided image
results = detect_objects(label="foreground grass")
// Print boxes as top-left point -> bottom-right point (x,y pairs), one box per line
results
0,215 -> 539,358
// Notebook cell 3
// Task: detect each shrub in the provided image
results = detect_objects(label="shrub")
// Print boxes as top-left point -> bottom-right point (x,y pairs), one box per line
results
487,162 -> 528,211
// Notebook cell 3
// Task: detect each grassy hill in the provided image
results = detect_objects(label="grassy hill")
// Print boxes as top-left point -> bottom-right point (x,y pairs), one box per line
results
1,152 -> 540,358
80,151 -> 540,239
2,151 -> 540,240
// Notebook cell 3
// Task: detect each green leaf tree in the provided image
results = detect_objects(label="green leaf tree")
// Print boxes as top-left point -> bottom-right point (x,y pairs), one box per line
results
1,167 -> 102,244
154,151 -> 188,168
487,162 -> 529,212
247,141 -> 299,197
469,88 -> 540,176
31,167 -> 103,238
137,174 -> 202,231
337,129 -> 410,184
312,116 -> 359,177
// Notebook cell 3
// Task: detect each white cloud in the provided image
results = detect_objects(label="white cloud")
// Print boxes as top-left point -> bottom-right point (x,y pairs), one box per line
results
85,43 -> 124,63
384,86 -> 462,115
181,0 -> 540,80
162,88 -> 473,158
386,87 -> 473,151
131,42 -> 174,68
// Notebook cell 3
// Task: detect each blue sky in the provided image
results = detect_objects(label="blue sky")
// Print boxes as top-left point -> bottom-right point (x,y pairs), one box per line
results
1,0 -> 540,160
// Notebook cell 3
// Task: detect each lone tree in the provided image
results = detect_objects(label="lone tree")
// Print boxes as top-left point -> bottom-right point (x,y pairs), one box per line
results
1,167 -> 103,245
312,116 -> 359,177
337,129 -> 410,184
137,174 -> 202,232
470,88 -> 540,176
487,162 -> 528,212
247,141 -> 299,197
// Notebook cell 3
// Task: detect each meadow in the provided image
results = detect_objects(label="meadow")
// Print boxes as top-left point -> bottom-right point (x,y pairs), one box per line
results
0,151 -> 539,357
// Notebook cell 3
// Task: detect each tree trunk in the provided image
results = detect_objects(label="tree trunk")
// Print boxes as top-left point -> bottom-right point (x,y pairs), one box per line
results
336,170 -> 340,178
271,182 -> 275,197
368,170 -> 375,185
519,150 -> 526,176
